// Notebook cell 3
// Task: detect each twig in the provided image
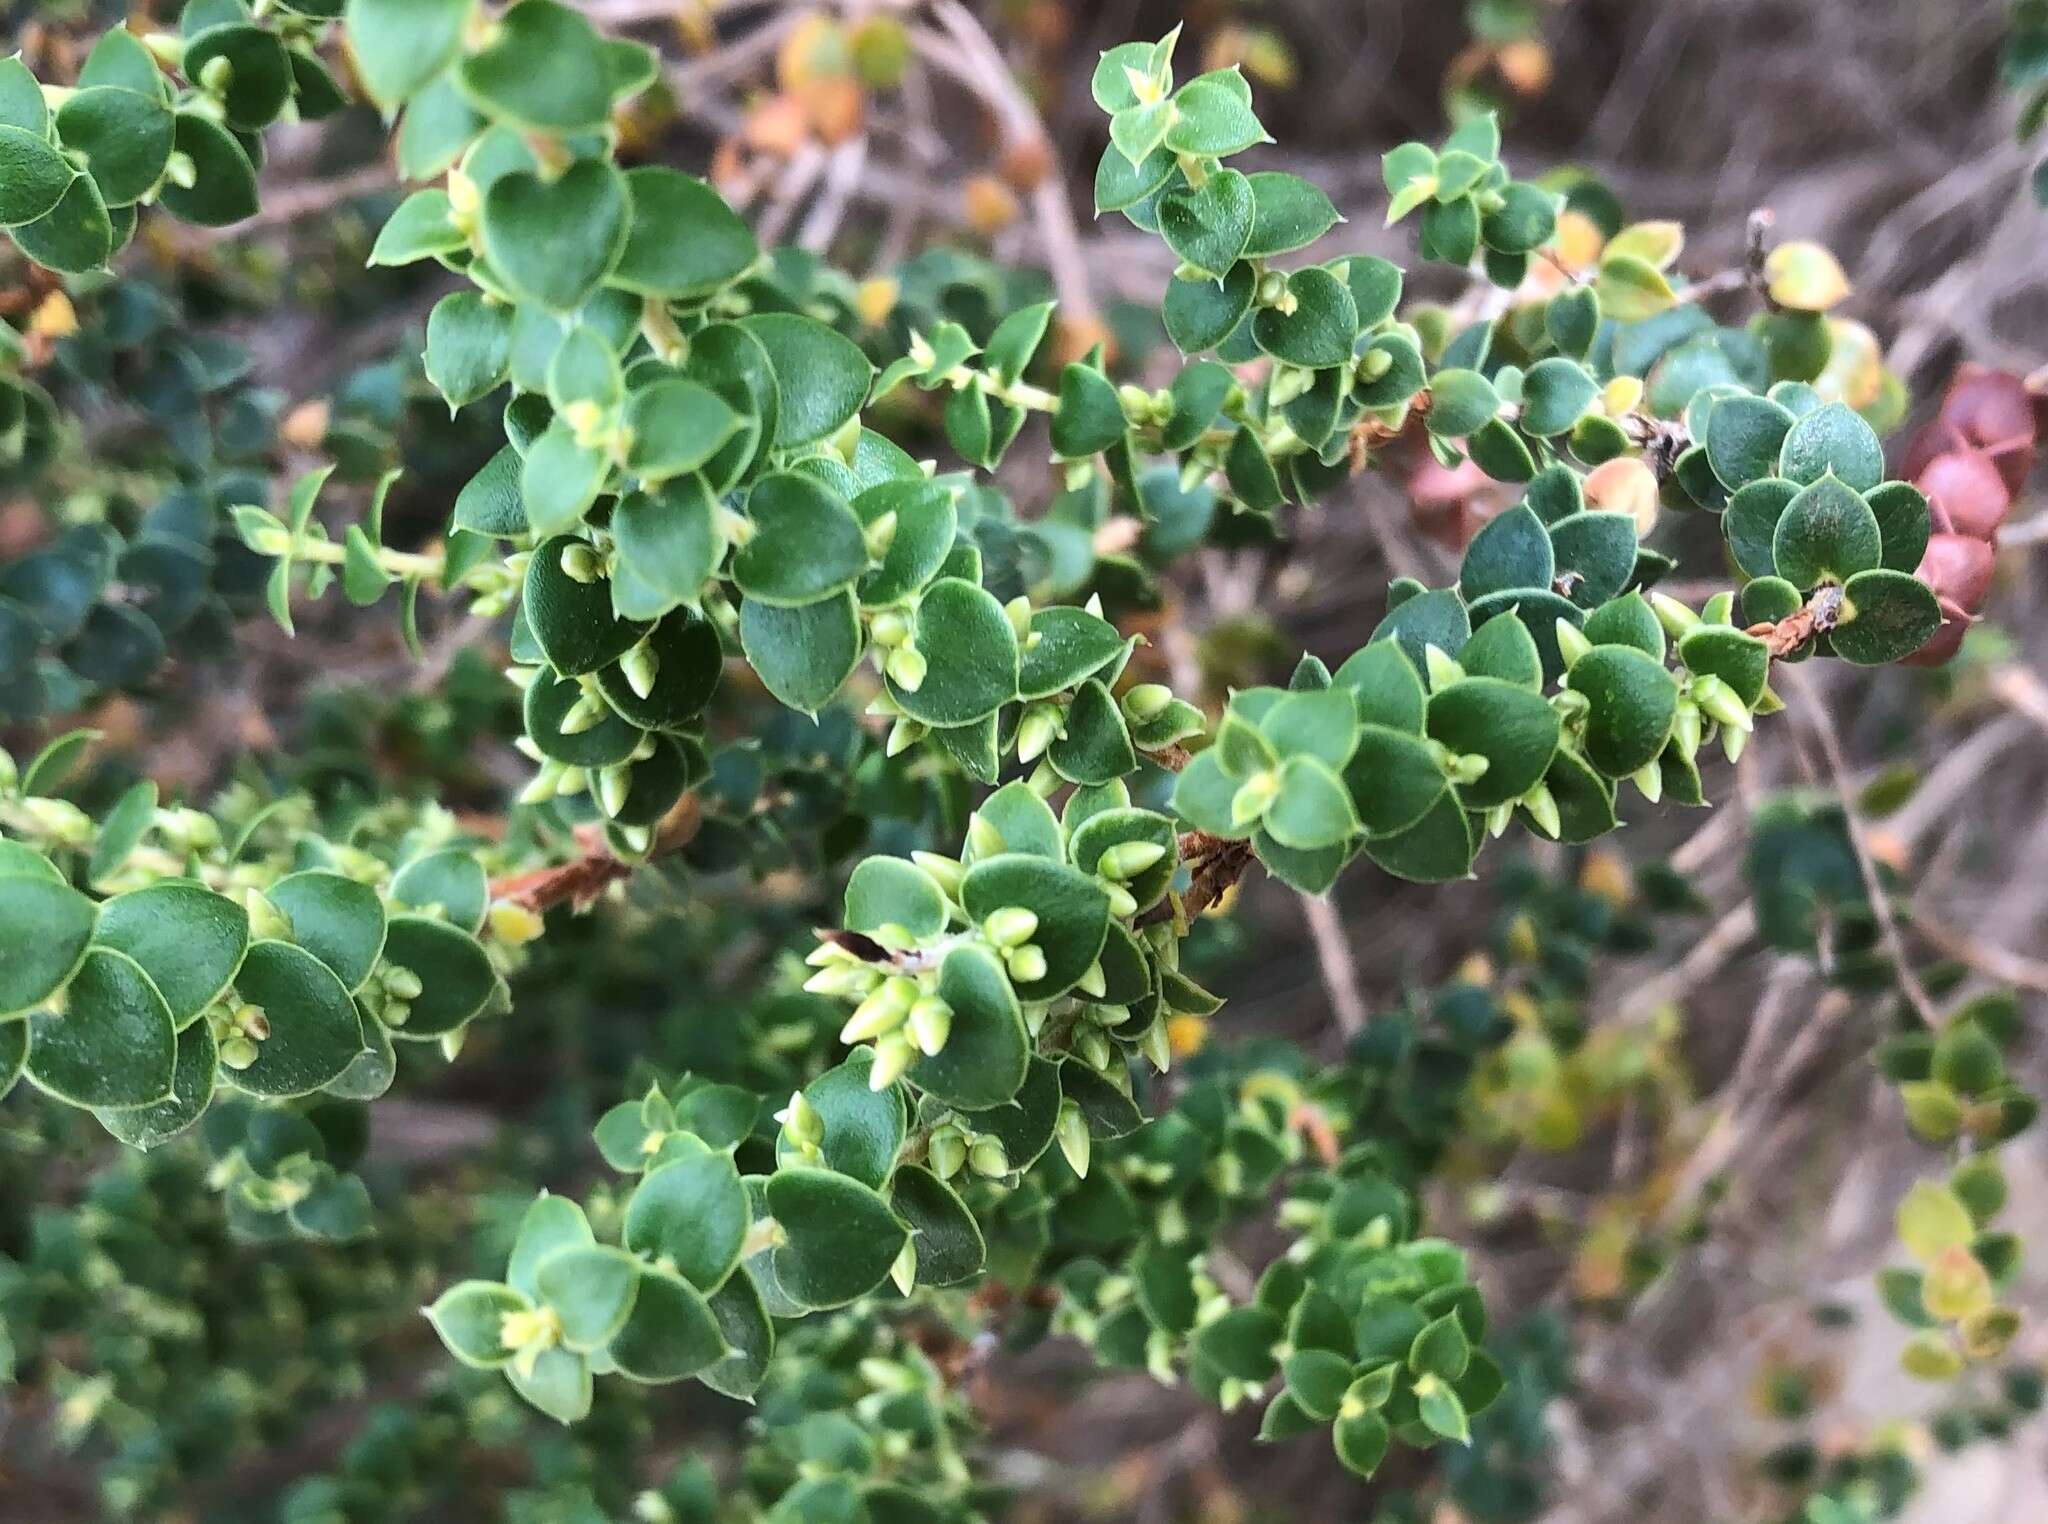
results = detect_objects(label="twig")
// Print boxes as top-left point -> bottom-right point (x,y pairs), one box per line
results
1910,911 -> 2048,993
1297,890 -> 1369,1037
1783,666 -> 1940,1026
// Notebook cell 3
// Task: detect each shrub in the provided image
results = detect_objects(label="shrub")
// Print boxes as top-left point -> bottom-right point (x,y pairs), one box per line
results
0,5 -> 2036,1519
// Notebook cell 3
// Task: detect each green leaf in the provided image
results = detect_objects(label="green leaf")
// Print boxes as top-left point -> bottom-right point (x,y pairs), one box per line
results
1426,368 -> 1499,437
1370,588 -> 1470,674
345,0 -> 471,110
1164,73 -> 1268,156
519,423 -> 609,539
1409,1311 -> 1471,1381
1724,478 -> 1796,578
25,944 -> 175,1107
1459,504 -> 1554,600
1051,363 -> 1128,460
855,479 -> 959,607
1110,99 -> 1175,168
426,1280 -> 528,1368
845,857 -> 950,941
1094,141 -> 1177,214
93,881 -> 249,1029
380,915 -> 497,1038
1519,357 -> 1600,437
1244,171 -> 1341,257
887,578 -> 1019,727
267,871 -> 387,991
974,783 -> 1065,862
1159,167 -> 1255,276
738,590 -> 862,715
913,943 -> 1030,1110
595,607 -> 723,730
608,1266 -> 725,1382
0,124 -> 74,228
1192,1305 -> 1281,1381
456,0 -> 611,131
158,113 -> 258,226
9,173 -> 111,274
182,24 -> 293,130
1334,641 -> 1427,732
1567,645 -> 1680,778
1162,260 -> 1256,355
1285,1349 -> 1355,1421
452,445 -> 528,537
0,55 -> 50,134
535,1243 -> 642,1350
732,473 -> 868,606
1333,1411 -> 1392,1476
741,313 -> 874,449
92,1018 -> 215,1148
960,856 -> 1110,1003
1251,266 -> 1358,368
509,1193 -> 596,1298
799,1050 -> 907,1190
1778,401 -> 1884,492
767,1167 -> 909,1310
625,1148 -> 750,1292
389,849 -> 488,934
396,76 -> 482,178
224,940 -> 367,1097
523,533 -> 646,674
481,160 -> 629,312
1546,285 -> 1601,359
1426,676 -> 1560,808
1416,1376 -> 1471,1444
698,1271 -> 774,1399
1834,568 -> 1942,667
609,479 -> 724,621
55,88 -> 175,208
1343,725 -> 1448,838
1264,754 -> 1360,850
622,379 -> 743,485
1772,474 -> 1882,588
890,1165 -> 986,1287
424,290 -> 513,410
0,875 -> 97,1017
1854,483 -> 1928,585
611,165 -> 757,297
507,1346 -> 592,1424
1705,394 -> 1796,491
1897,1181 -> 1975,1264
1048,678 -> 1138,786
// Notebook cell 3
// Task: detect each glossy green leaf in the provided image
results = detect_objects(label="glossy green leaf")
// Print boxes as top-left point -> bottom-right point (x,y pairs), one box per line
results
93,881 -> 249,1029
25,946 -> 175,1106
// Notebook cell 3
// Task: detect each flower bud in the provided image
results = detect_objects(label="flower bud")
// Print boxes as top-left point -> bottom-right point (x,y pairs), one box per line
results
1004,595 -> 1033,641
864,510 -> 899,561
907,996 -> 953,1057
559,691 -> 609,735
885,717 -> 926,757
1075,960 -> 1107,999
885,643 -> 928,693
1649,592 -> 1699,639
1005,945 -> 1048,984
1120,684 -> 1174,724
778,1090 -> 825,1147
1423,644 -> 1464,690
887,1237 -> 917,1296
1102,883 -> 1139,919
219,1035 -> 260,1071
1056,1101 -> 1091,1179
596,764 -> 633,818
1555,619 -> 1593,670
1097,839 -> 1167,881
927,1126 -> 967,1180
965,813 -> 1006,860
968,1136 -> 1010,1177
983,906 -> 1040,948
869,1032 -> 916,1090
1015,704 -> 1063,764
1229,770 -> 1281,827
559,542 -> 604,583
1631,760 -> 1663,804
870,609 -> 911,648
1521,783 -> 1561,840
487,900 -> 546,946
910,851 -> 965,900
619,642 -> 660,701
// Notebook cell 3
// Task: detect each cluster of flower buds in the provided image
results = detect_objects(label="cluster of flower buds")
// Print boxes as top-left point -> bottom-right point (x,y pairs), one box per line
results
802,937 -> 958,1089
1902,365 -> 2044,664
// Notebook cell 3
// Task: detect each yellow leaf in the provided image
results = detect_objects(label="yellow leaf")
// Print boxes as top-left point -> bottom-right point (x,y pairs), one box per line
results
1764,240 -> 1852,312
1896,1180 -> 1975,1264
1605,220 -> 1684,271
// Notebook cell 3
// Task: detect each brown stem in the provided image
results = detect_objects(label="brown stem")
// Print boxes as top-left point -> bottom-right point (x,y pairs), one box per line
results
488,796 -> 700,914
